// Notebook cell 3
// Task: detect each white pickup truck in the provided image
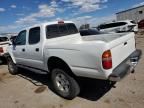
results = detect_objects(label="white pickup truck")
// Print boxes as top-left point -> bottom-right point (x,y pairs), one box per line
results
0,37 -> 11,63
6,21 -> 142,99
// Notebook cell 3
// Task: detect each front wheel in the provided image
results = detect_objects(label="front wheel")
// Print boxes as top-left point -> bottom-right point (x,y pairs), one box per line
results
7,58 -> 18,75
51,68 -> 80,100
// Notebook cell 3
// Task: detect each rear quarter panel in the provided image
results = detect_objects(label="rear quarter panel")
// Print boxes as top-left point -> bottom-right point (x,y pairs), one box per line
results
43,41 -> 108,79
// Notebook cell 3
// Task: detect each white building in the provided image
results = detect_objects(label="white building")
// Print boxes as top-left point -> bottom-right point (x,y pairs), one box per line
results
116,5 -> 144,23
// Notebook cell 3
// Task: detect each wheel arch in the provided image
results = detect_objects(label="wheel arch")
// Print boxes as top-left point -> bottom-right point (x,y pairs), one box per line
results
47,56 -> 76,77
4,53 -> 16,64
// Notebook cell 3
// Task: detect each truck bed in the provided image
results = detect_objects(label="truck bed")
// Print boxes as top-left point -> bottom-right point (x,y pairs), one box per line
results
82,32 -> 133,42
82,32 -> 136,70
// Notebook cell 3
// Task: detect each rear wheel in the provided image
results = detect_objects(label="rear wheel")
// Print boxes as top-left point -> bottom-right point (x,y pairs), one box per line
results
8,58 -> 18,75
51,68 -> 80,100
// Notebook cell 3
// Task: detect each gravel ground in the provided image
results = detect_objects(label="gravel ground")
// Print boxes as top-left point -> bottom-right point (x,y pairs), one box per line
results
0,34 -> 144,108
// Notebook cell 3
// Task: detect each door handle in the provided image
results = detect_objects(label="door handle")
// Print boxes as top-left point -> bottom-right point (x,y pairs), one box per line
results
124,42 -> 127,45
35,48 -> 39,52
22,48 -> 25,52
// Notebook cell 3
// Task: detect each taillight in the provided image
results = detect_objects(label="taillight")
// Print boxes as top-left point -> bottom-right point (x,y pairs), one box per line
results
0,47 -> 3,53
102,50 -> 112,69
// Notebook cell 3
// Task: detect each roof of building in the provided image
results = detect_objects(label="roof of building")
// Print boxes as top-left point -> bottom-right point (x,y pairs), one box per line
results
116,4 -> 144,14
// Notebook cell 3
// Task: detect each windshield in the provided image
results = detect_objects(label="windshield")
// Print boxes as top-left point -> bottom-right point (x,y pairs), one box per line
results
0,37 -> 8,42
46,23 -> 78,39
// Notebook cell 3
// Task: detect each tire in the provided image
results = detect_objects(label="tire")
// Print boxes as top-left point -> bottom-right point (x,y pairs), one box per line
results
7,58 -> 18,75
51,68 -> 80,100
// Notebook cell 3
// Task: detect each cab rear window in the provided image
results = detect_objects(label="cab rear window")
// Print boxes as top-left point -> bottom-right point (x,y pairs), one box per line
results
46,23 -> 78,39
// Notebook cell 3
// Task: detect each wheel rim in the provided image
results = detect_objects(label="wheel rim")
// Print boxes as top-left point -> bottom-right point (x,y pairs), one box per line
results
55,73 -> 70,93
8,61 -> 14,72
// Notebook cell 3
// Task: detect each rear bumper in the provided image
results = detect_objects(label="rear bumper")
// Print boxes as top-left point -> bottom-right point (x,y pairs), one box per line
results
109,49 -> 142,81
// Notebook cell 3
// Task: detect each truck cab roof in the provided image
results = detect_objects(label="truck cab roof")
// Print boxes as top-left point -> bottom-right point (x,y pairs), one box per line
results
23,21 -> 74,30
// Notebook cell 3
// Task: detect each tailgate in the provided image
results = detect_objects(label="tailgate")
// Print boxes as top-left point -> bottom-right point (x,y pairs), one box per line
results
0,41 -> 9,54
108,32 -> 136,69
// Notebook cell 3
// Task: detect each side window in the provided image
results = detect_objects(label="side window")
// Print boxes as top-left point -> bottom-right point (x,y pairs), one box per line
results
114,22 -> 126,27
99,22 -> 127,29
29,27 -> 40,44
15,30 -> 26,45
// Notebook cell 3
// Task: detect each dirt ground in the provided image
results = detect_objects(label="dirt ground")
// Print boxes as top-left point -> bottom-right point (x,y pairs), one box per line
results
0,33 -> 144,108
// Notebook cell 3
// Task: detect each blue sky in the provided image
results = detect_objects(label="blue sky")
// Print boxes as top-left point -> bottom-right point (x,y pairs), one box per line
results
0,0 -> 144,33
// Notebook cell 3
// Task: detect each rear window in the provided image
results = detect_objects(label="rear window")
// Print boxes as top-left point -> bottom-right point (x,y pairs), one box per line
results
99,22 -> 127,29
46,23 -> 78,39
0,37 -> 8,42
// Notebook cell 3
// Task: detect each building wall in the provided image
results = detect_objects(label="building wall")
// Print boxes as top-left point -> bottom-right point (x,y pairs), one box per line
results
117,6 -> 144,22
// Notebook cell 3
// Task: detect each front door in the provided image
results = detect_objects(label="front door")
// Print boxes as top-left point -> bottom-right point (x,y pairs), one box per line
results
12,30 -> 27,65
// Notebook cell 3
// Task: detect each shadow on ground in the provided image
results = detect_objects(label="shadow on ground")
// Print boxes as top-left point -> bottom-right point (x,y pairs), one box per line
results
78,78 -> 116,101
0,57 -> 7,65
18,69 -> 116,101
